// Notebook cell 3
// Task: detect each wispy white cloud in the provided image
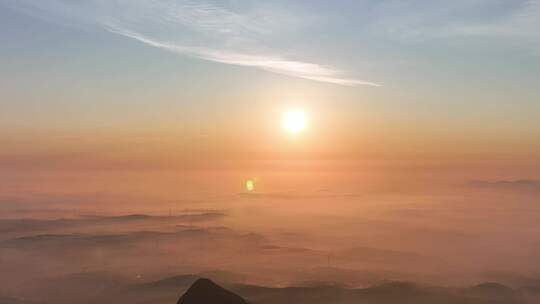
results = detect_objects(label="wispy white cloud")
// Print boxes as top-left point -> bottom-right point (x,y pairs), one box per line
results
6,0 -> 380,87
8,0 -> 538,86
99,0 -> 381,87
443,0 -> 540,39
106,25 -> 381,87
359,0 -> 540,46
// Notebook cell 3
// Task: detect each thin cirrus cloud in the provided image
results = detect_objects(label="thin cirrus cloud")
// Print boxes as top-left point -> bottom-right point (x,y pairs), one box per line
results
105,25 -> 381,87
447,0 -> 540,39
361,0 -> 540,45
99,0 -> 382,87
101,0 -> 539,74
6,0 -> 381,87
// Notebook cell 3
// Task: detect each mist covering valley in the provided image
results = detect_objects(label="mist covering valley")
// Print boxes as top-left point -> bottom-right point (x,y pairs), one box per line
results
0,169 -> 539,304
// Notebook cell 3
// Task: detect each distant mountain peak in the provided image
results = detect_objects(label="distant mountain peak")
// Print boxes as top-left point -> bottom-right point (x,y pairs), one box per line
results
189,278 -> 219,289
177,278 -> 248,304
465,282 -> 516,298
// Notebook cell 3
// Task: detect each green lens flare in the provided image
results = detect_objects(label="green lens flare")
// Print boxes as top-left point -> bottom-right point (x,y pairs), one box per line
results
245,179 -> 255,192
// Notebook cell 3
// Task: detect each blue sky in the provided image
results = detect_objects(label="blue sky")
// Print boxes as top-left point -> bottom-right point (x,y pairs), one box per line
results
3,0 -> 539,86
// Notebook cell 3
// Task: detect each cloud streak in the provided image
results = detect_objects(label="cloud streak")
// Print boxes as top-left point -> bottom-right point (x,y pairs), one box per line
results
357,0 -> 540,48
6,0 -> 380,87
105,26 -> 381,87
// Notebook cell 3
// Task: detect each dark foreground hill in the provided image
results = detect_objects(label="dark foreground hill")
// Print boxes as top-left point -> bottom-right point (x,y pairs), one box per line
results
178,278 -> 527,304
177,278 -> 247,304
4,272 -> 539,304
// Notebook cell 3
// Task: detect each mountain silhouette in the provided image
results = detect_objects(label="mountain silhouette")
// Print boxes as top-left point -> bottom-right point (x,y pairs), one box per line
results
464,282 -> 518,301
177,278 -> 248,304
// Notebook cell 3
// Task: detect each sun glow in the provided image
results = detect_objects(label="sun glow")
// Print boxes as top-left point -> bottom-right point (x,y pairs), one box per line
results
282,110 -> 307,135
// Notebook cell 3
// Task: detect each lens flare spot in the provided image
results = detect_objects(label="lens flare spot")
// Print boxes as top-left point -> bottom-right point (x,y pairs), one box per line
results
245,179 -> 255,192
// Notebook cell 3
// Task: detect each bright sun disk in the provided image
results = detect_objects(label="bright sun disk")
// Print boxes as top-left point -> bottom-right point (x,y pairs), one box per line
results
283,110 -> 306,135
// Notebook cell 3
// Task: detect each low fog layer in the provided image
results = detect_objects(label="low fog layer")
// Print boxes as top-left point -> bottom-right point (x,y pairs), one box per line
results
0,170 -> 539,303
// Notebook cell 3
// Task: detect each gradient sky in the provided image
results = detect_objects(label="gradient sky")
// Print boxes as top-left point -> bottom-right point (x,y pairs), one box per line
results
1,0 -> 539,170
2,2 -> 540,293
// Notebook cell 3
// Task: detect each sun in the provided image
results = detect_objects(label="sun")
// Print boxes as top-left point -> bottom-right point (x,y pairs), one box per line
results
282,110 -> 307,135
